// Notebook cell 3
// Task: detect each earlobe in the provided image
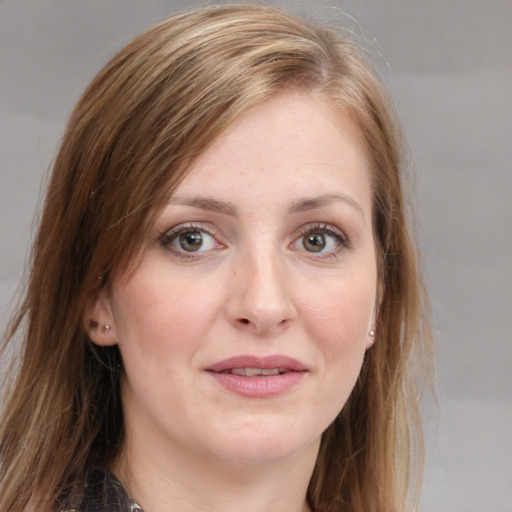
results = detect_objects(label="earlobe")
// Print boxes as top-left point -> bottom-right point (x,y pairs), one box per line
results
366,328 -> 376,350
366,281 -> 383,350
84,291 -> 117,346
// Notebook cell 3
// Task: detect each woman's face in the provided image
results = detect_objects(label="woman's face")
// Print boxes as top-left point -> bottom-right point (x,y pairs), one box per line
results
96,92 -> 378,467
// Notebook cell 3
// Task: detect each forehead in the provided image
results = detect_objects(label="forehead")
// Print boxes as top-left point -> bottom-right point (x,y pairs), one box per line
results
172,91 -> 372,213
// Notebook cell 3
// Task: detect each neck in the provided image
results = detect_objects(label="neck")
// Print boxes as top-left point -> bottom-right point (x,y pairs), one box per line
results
112,429 -> 318,512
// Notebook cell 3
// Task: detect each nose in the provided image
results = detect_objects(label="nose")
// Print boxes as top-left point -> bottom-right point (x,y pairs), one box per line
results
225,250 -> 297,335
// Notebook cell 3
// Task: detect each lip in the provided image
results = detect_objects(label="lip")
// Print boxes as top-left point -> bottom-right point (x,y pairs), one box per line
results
205,355 -> 308,399
206,355 -> 308,373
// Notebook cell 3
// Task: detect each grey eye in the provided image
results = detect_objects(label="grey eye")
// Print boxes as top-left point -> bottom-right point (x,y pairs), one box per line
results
302,233 -> 326,252
178,231 -> 204,252
292,226 -> 346,255
161,226 -> 219,256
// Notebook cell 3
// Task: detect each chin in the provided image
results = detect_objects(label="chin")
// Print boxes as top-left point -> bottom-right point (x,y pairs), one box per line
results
202,421 -> 320,466
215,443 -> 306,466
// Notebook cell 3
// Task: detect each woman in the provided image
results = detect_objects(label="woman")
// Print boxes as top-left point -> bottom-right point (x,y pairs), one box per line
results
0,4 -> 434,512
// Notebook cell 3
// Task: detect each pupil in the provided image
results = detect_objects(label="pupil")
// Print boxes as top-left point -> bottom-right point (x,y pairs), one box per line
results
179,231 -> 203,252
304,233 -> 325,252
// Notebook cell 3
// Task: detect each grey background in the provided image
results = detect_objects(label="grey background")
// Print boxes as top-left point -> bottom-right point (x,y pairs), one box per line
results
1,1 -> 511,510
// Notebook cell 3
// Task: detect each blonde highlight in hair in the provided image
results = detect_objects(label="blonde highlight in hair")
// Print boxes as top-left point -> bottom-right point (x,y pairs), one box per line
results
1,5 -> 434,511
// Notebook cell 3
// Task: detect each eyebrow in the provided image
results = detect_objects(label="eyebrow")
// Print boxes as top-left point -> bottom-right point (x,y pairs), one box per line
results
168,193 -> 365,220
168,196 -> 237,216
288,194 -> 365,219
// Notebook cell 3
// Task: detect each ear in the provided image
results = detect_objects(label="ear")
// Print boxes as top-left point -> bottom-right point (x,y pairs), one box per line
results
84,289 -> 117,346
366,280 -> 383,350
366,326 -> 376,350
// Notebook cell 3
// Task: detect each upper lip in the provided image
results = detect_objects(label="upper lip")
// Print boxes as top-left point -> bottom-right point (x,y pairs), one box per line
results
206,355 -> 308,373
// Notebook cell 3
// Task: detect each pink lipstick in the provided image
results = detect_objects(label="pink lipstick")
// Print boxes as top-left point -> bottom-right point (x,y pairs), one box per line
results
205,355 -> 308,398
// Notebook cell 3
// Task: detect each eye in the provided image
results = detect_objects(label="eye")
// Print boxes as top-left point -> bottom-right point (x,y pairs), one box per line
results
176,230 -> 209,252
292,224 -> 348,255
160,225 -> 220,255
302,232 -> 329,252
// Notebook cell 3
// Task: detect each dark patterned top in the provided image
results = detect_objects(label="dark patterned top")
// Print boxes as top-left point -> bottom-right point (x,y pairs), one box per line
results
60,467 -> 143,512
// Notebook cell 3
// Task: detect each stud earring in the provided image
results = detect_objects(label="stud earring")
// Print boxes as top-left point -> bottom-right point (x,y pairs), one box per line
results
103,324 -> 111,332
369,329 -> 375,340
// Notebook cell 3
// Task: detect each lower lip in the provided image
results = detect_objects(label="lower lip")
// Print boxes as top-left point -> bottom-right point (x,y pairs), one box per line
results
207,371 -> 305,398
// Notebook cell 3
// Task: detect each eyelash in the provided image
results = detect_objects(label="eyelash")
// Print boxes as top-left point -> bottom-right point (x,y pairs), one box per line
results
159,222 -> 351,260
159,223 -> 220,260
295,223 -> 351,257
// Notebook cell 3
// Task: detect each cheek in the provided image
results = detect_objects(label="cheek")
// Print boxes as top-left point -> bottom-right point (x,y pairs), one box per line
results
111,272 -> 221,415
112,270 -> 222,366
301,275 -> 376,352
303,276 -> 376,413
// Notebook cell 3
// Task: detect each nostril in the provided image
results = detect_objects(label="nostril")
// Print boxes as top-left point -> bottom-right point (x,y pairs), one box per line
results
239,318 -> 250,325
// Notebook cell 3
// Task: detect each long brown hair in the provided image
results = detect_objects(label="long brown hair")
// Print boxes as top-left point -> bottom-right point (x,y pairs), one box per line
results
0,5 -> 434,511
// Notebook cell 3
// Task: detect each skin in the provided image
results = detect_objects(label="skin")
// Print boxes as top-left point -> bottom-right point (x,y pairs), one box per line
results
89,91 -> 378,512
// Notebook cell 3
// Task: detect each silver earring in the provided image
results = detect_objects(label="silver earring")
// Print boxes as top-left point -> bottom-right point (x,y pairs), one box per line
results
369,329 -> 375,340
104,324 -> 111,332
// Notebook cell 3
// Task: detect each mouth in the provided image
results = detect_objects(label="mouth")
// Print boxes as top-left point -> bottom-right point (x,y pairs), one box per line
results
206,355 -> 308,374
219,367 -> 289,376
205,355 -> 308,398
